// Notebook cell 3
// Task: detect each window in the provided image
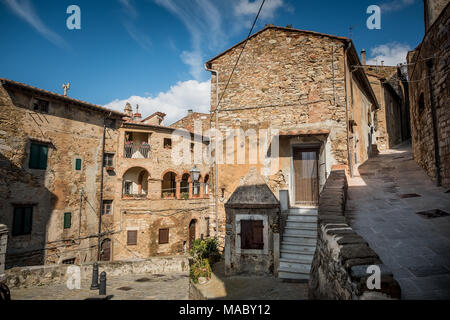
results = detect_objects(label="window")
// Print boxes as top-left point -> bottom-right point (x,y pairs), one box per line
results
103,153 -> 114,167
12,206 -> 33,236
159,228 -> 169,244
127,230 -> 137,245
418,92 -> 425,114
63,212 -> 72,229
240,220 -> 264,250
32,98 -> 49,113
193,182 -> 200,196
102,200 -> 113,215
124,181 -> 132,195
29,142 -> 48,170
75,158 -> 82,171
164,138 -> 172,149
62,258 -> 75,265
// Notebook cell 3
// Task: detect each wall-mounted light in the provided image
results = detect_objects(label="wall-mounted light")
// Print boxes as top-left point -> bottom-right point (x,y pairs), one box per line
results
190,165 -> 200,182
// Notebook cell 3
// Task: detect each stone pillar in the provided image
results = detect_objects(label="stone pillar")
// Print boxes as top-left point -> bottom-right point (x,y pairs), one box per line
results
279,190 -> 289,211
188,181 -> 193,199
175,180 -> 181,199
0,224 -> 8,278
224,234 -> 231,276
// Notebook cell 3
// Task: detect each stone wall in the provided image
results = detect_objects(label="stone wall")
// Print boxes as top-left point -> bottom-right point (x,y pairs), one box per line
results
309,169 -> 401,299
4,256 -> 189,289
407,4 -> 450,187
0,224 -> 7,276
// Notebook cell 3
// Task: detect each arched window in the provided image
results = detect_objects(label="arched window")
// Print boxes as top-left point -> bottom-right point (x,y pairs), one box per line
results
180,173 -> 190,196
100,238 -> 111,261
162,172 -> 176,198
418,92 -> 425,114
122,167 -> 149,198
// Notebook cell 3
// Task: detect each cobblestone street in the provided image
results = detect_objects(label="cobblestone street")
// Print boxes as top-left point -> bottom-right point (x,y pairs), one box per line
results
347,143 -> 450,299
10,273 -> 190,300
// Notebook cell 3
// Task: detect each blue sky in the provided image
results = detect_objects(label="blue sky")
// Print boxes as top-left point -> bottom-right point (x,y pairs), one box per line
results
0,0 -> 425,124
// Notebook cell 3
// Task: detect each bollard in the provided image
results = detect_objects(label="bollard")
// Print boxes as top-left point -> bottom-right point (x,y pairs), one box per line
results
99,271 -> 106,296
90,262 -> 99,290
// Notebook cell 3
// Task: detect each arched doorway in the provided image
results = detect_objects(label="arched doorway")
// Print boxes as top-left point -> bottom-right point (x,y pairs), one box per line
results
100,238 -> 111,261
189,220 -> 196,250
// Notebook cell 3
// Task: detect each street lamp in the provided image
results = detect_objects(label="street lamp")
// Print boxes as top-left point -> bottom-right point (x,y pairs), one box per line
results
190,165 -> 200,182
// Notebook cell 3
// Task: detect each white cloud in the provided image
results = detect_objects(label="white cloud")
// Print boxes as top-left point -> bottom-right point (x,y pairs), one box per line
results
104,80 -> 211,125
366,42 -> 411,66
234,0 -> 285,19
2,0 -> 68,49
117,0 -> 152,52
380,0 -> 415,12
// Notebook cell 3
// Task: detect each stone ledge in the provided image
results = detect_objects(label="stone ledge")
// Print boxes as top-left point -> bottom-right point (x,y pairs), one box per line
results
309,169 -> 401,300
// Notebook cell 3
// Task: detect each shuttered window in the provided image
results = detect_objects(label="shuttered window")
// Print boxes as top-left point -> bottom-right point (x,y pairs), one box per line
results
127,230 -> 137,245
241,220 -> 264,250
12,206 -> 33,236
29,143 -> 48,170
64,212 -> 72,229
75,158 -> 82,171
159,228 -> 169,244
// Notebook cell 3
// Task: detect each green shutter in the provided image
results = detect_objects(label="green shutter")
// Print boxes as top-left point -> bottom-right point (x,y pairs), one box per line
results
75,158 -> 82,171
23,207 -> 33,234
12,207 -> 23,235
39,145 -> 48,169
64,212 -> 71,229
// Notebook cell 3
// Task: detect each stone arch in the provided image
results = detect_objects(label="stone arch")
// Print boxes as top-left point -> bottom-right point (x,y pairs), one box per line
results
122,167 -> 150,197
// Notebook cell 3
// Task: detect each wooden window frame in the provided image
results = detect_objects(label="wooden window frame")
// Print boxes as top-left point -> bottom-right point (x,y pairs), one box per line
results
127,230 -> 138,245
12,206 -> 33,236
75,158 -> 82,171
240,220 -> 264,250
103,153 -> 115,167
159,228 -> 169,244
102,200 -> 113,215
63,212 -> 72,229
29,142 -> 48,170
163,138 -> 172,149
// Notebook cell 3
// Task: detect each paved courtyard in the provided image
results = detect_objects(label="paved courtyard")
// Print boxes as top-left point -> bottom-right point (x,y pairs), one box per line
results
194,261 -> 309,300
10,273 -> 190,300
346,143 -> 450,299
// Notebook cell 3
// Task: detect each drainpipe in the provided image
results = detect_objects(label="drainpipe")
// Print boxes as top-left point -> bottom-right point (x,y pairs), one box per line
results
97,113 -> 110,260
204,63 -> 219,238
344,42 -> 354,177
426,59 -> 441,186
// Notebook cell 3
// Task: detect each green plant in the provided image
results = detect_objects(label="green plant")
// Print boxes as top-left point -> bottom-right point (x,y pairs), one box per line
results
182,192 -> 189,200
189,237 -> 220,264
189,258 -> 211,284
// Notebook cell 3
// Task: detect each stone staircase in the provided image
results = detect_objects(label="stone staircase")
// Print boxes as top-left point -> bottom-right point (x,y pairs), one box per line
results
278,207 -> 318,281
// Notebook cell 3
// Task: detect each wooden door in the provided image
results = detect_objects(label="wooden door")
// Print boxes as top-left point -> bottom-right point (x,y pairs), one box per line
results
189,220 -> 196,249
100,239 -> 111,261
293,148 -> 319,206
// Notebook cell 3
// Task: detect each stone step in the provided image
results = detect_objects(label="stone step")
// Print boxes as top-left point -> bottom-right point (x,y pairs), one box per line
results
283,225 -> 317,235
286,215 -> 318,223
279,260 -> 311,274
280,251 -> 314,262
281,243 -> 316,254
288,208 -> 318,215
283,227 -> 318,237
278,268 -> 310,281
281,235 -> 317,246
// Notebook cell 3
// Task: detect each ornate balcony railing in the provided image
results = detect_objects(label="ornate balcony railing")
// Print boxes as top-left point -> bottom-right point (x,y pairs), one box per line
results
124,142 -> 151,158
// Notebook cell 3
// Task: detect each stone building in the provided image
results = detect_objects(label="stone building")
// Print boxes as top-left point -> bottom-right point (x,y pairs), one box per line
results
0,78 -> 214,268
204,25 -> 379,279
359,52 -> 411,152
407,0 -> 449,187
0,78 -> 123,267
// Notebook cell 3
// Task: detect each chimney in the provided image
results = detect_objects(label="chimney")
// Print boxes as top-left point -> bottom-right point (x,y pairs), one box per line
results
134,104 -> 142,120
124,102 -> 133,117
361,49 -> 366,65
188,109 -> 193,114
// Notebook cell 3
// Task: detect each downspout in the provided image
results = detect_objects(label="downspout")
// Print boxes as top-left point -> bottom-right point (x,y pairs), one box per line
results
204,63 -> 219,238
426,59 -> 441,186
344,42 -> 354,177
97,113 -> 110,260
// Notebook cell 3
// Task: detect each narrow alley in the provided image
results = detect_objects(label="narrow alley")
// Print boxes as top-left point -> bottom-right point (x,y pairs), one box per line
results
347,142 -> 450,299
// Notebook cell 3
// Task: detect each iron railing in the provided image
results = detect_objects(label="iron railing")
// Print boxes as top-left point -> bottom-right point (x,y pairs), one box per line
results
124,142 -> 151,158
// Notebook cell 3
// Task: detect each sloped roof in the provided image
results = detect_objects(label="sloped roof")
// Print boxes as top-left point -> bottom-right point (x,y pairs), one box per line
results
226,167 -> 280,209
0,78 -> 125,117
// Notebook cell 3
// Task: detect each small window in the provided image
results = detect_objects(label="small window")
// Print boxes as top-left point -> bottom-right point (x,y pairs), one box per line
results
62,258 -> 76,265
102,200 -> 113,215
103,153 -> 114,167
418,92 -> 425,114
164,138 -> 172,149
241,220 -> 264,250
124,181 -> 132,195
75,158 -> 82,171
127,230 -> 137,245
63,212 -> 72,229
12,206 -> 33,236
29,142 -> 48,170
159,228 -> 169,244
33,98 -> 49,113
